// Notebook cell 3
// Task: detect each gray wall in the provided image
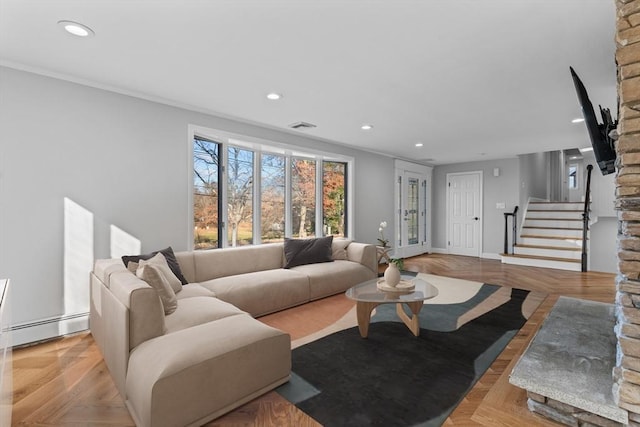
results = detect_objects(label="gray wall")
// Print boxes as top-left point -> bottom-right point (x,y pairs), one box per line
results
0,66 -> 394,341
432,157 -> 519,256
519,152 -> 549,209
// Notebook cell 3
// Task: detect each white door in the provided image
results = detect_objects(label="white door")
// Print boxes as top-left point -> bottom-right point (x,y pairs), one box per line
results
447,172 -> 482,257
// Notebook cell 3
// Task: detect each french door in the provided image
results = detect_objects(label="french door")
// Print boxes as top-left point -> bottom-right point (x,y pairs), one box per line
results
394,160 -> 432,258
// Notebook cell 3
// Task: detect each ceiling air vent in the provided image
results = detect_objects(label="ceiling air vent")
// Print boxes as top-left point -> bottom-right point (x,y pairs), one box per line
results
288,121 -> 317,130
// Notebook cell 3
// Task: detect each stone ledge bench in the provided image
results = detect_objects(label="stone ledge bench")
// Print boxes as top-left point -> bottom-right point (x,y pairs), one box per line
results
509,296 -> 628,426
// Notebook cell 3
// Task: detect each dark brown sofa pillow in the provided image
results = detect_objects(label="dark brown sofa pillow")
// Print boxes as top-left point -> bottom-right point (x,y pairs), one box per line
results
284,236 -> 334,269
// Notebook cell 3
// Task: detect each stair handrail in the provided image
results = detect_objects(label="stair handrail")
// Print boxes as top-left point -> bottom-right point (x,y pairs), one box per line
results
581,164 -> 593,272
503,206 -> 519,255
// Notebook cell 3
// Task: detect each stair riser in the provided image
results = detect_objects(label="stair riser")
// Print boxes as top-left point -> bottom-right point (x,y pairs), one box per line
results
501,255 -> 582,271
526,211 -> 584,220
522,227 -> 583,238
525,219 -> 583,228
529,203 -> 584,211
514,247 -> 581,259
519,237 -> 583,247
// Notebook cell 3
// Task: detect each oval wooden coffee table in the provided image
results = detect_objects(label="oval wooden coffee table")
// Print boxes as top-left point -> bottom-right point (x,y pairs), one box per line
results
346,276 -> 439,338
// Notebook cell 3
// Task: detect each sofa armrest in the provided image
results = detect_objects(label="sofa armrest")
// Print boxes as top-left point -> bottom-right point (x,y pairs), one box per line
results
109,271 -> 166,350
346,242 -> 377,276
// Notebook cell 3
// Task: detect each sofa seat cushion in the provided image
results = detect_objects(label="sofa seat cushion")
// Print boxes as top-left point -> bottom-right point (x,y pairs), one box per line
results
165,297 -> 244,334
199,269 -> 309,317
292,260 -> 377,300
176,283 -> 216,300
126,314 -> 291,427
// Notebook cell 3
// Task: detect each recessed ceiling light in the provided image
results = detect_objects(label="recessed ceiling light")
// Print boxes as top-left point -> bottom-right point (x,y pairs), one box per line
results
415,143 -> 424,147
58,20 -> 94,37
266,93 -> 282,100
579,147 -> 594,153
572,118 -> 585,123
361,124 -> 373,130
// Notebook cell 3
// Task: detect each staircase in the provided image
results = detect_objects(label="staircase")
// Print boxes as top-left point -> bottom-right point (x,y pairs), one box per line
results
501,201 -> 587,271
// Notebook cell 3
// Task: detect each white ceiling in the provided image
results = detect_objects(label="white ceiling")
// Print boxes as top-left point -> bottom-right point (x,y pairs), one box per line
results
0,0 -> 618,165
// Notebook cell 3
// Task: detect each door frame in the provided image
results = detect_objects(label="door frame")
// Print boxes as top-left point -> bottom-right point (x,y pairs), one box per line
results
394,159 -> 432,259
445,171 -> 483,257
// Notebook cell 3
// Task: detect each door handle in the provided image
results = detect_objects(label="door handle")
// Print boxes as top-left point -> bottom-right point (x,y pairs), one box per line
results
473,217 -> 479,221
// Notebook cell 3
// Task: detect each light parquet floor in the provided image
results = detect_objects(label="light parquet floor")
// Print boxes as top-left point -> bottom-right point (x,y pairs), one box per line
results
11,254 -> 616,426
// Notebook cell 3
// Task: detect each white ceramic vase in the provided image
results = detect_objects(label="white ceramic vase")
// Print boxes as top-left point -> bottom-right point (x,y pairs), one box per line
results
384,263 -> 401,287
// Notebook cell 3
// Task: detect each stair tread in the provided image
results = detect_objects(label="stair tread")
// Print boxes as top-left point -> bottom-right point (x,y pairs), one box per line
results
515,244 -> 581,251
528,209 -> 583,212
520,234 -> 587,240
529,201 -> 584,204
501,253 -> 581,263
524,218 -> 582,221
522,226 -> 583,230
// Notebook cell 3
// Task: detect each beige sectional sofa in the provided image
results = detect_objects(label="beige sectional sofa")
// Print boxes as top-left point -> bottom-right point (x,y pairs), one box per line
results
89,239 -> 377,427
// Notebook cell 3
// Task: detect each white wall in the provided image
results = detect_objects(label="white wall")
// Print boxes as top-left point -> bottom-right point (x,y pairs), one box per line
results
0,66 -> 395,345
590,217 -> 617,273
432,157 -> 520,257
582,150 -> 616,273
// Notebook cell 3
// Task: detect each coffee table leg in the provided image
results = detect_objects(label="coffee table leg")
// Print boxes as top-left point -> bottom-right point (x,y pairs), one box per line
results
356,301 -> 379,338
396,301 -> 424,337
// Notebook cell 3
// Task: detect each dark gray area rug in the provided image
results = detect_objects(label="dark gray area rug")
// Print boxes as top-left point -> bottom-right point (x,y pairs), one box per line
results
277,274 -> 544,426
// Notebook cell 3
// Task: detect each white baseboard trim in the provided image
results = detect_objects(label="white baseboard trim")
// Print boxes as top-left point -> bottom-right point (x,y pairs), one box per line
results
430,247 -> 448,254
11,313 -> 89,347
482,252 -> 501,260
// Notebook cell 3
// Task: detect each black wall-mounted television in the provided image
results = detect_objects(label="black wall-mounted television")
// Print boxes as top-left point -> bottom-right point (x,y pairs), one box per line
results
569,66 -> 617,175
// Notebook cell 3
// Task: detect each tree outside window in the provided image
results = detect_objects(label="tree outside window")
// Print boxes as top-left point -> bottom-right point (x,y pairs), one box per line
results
261,153 -> 286,242
323,161 -> 346,237
193,137 -> 220,249
227,147 -> 254,247
292,158 -> 316,238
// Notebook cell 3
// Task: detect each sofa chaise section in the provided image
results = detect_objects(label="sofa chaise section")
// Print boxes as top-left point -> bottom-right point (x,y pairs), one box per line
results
126,314 -> 290,427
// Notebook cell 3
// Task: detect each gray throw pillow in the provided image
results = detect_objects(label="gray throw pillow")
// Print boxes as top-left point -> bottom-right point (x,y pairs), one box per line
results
284,236 -> 334,269
137,264 -> 178,315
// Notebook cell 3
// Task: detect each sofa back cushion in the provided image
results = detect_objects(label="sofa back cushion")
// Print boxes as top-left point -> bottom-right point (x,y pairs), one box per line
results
174,251 -> 196,283
192,244 -> 285,282
331,238 -> 351,260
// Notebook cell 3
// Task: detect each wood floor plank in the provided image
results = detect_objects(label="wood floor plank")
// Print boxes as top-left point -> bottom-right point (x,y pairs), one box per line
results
12,254 -> 616,426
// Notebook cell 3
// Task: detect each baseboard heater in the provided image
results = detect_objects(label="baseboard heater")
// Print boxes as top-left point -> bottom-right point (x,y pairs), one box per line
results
11,312 -> 89,347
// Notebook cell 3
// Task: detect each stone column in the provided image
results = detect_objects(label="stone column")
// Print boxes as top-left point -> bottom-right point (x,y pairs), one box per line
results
614,0 -> 640,419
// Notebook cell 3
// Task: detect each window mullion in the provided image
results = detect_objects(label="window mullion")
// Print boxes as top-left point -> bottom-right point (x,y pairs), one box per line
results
220,143 -> 228,249
285,156 -> 292,238
253,152 -> 261,245
316,159 -> 323,237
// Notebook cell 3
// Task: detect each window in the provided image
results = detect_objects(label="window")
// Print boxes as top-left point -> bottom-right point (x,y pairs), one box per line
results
568,164 -> 578,189
323,161 -> 347,237
227,147 -> 254,247
191,128 -> 352,250
261,153 -> 286,242
193,137 -> 220,250
291,158 -> 316,238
